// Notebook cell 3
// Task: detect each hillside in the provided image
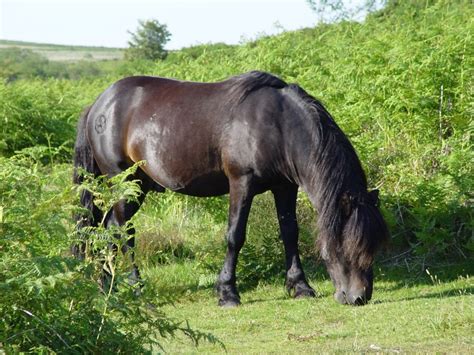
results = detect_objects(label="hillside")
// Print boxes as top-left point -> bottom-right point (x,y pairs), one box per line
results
0,39 -> 123,61
1,0 -> 472,255
152,0 -> 473,255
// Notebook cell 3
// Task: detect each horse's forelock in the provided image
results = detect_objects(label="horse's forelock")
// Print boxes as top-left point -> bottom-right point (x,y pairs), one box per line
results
341,202 -> 389,269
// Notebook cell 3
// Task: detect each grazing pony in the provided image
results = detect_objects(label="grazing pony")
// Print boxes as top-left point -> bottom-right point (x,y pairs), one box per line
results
73,71 -> 389,306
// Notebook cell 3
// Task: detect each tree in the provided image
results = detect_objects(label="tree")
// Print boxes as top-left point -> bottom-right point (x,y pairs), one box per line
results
306,0 -> 387,23
125,19 -> 171,61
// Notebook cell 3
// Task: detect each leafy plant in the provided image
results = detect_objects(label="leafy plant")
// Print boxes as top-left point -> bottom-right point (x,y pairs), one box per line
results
0,154 -> 220,352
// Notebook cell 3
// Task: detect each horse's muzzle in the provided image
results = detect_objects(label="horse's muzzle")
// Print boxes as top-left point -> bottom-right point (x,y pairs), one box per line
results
334,289 -> 370,306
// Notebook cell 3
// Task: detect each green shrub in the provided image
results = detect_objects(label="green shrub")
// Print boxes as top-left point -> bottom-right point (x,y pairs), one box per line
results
0,152 -> 218,352
144,0 -> 473,256
0,79 -> 109,157
110,0 -> 473,262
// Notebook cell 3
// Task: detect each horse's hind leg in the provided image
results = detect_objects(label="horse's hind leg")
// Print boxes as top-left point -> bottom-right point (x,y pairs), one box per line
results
272,184 -> 316,298
217,175 -> 254,307
101,173 -> 155,291
104,198 -> 144,288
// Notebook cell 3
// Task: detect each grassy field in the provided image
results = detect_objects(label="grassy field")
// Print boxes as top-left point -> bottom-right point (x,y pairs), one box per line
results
149,260 -> 473,353
0,39 -> 123,61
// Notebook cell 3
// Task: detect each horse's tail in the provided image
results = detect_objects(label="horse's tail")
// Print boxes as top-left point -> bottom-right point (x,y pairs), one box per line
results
72,106 -> 103,258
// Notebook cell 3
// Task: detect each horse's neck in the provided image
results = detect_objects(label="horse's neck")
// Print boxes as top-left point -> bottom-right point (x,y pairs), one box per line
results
275,87 -> 367,215
286,113 -> 366,216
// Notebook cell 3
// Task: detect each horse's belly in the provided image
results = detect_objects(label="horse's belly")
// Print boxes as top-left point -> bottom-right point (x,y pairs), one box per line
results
145,165 -> 229,197
127,120 -> 227,196
142,156 -> 229,197
174,171 -> 230,197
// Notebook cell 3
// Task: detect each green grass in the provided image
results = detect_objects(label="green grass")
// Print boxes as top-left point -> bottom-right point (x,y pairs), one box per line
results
144,260 -> 473,353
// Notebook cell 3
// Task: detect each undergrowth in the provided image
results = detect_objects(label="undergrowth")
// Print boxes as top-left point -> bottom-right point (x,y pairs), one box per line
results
0,152 -> 219,352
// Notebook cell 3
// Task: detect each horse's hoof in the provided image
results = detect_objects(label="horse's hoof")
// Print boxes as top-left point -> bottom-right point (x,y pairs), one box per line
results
132,285 -> 142,297
294,287 -> 317,299
218,298 -> 241,308
128,280 -> 143,297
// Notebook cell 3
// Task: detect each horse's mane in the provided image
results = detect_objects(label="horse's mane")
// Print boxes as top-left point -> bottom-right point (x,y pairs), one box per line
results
286,84 -> 389,269
227,71 -> 287,105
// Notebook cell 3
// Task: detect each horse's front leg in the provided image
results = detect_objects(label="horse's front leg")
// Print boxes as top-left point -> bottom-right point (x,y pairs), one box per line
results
272,185 -> 316,298
217,175 -> 254,307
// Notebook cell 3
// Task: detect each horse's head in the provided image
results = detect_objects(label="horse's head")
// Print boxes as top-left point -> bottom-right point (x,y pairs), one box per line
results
323,252 -> 374,305
319,189 -> 389,306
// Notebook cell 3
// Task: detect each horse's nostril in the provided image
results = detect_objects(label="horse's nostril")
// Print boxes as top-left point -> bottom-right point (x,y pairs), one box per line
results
334,290 -> 348,304
352,295 -> 367,306
343,291 -> 349,303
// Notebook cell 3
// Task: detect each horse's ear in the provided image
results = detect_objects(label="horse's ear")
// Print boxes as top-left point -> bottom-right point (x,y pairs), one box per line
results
368,189 -> 380,206
340,191 -> 353,217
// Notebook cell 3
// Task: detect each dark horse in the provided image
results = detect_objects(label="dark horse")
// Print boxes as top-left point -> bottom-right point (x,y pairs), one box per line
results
73,71 -> 389,306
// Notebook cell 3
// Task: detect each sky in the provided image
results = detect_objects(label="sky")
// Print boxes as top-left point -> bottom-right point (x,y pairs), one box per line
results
0,0 -> 318,49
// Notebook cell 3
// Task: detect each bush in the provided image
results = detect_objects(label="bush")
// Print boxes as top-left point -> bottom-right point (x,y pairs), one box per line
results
0,79 -> 110,158
0,152 -> 219,352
